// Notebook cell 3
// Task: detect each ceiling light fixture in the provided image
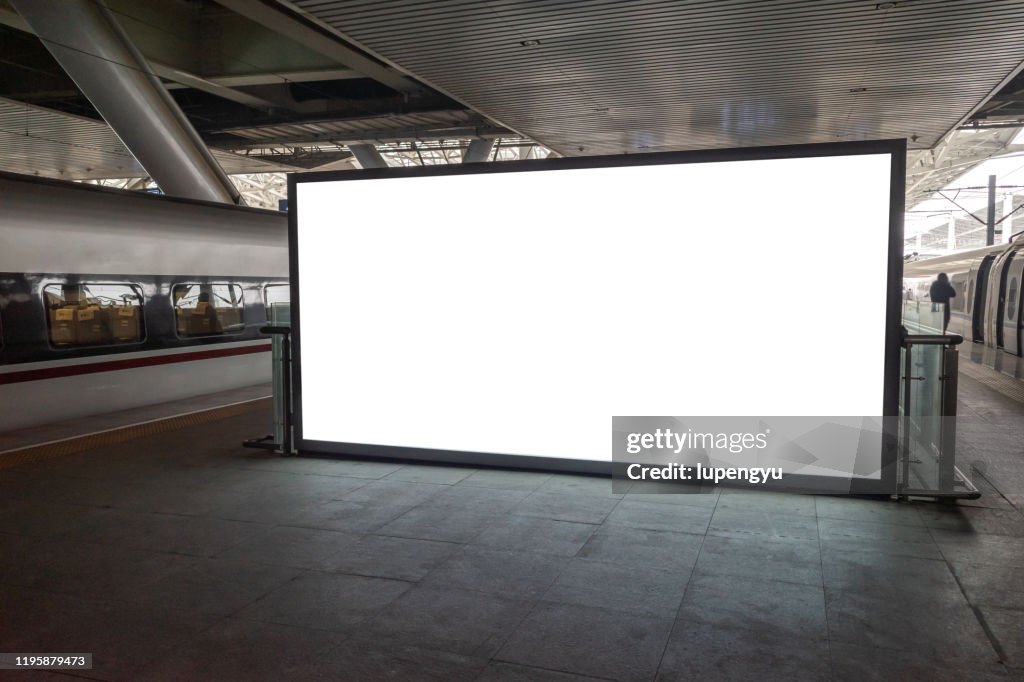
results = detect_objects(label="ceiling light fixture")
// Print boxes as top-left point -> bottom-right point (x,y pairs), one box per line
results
519,39 -> 540,46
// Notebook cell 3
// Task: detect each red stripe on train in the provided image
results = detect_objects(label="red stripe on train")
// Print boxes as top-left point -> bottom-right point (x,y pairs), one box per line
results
0,344 -> 272,385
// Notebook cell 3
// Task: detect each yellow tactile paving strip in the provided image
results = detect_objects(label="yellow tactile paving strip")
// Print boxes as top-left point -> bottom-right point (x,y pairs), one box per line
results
959,360 -> 1024,404
0,398 -> 271,471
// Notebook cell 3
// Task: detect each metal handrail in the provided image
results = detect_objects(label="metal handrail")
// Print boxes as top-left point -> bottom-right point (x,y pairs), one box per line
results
903,333 -> 964,346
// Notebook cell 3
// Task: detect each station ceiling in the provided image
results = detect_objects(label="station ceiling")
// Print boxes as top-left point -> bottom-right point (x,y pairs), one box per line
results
2,0 -> 1024,194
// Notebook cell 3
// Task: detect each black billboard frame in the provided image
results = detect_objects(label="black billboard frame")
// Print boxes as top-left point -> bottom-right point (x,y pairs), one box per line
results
287,138 -> 906,495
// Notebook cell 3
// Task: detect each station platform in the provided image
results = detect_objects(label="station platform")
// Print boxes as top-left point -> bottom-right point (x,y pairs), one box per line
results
1,375 -> 1023,681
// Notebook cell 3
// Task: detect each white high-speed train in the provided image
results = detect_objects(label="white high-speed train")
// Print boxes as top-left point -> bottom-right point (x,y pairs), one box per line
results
0,172 -> 288,432
904,235 -> 1024,354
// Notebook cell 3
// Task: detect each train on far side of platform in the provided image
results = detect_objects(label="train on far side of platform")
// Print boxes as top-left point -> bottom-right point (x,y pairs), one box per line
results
0,172 -> 289,432
904,233 -> 1024,355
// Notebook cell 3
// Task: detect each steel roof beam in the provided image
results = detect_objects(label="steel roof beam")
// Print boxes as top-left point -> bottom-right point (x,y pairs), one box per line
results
213,125 -> 510,148
11,0 -> 241,204
213,0 -> 421,94
149,63 -> 280,110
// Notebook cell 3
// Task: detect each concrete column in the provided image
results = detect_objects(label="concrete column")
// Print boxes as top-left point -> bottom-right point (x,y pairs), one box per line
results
11,0 -> 240,204
463,139 -> 495,163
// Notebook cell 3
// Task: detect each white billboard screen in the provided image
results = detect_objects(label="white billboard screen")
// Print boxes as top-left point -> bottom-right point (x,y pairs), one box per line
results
292,144 -> 900,471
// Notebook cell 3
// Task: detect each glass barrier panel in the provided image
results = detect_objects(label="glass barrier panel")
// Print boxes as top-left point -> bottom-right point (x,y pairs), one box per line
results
901,299 -> 947,335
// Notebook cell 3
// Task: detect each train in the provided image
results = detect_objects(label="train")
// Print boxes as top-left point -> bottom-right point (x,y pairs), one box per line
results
0,172 -> 288,433
903,234 -> 1024,355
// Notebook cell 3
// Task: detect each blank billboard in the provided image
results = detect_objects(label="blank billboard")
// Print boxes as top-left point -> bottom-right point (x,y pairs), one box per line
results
291,141 -> 903,476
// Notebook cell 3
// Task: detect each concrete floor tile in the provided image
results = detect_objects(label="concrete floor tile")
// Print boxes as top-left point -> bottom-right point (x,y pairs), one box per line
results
293,636 -> 489,681
826,591 -> 999,664
331,534 -> 459,581
656,622 -> 830,682
829,641 -> 1011,681
831,638 -> 1015,675
385,463 -> 477,485
815,496 -> 925,527
678,574 -> 827,641
693,534 -> 822,586
476,661 -> 609,681
135,617 -> 342,682
576,527 -> 703,571
0,498 -> 115,538
534,474 -> 619,498
458,469 -> 552,491
822,549 -> 964,606
497,602 -> 673,682
715,489 -> 818,517
365,586 -> 534,658
237,572 -> 411,632
70,509 -> 264,558
543,557 -> 688,616
268,458 -> 404,479
377,505 -> 500,543
422,546 -> 568,599
131,556 -> 301,620
604,499 -> 713,535
920,505 -> 1024,537
281,499 -> 415,534
215,525 -> 358,570
818,516 -> 936,544
510,491 -> 620,524
472,516 -> 597,556
424,485 -> 534,512
932,530 -> 1024,567
708,506 -> 818,541
336,478 -> 448,506
951,561 -> 1024,610
980,607 -> 1024,667
8,541 -> 187,601
0,587 -> 211,681
818,533 -> 945,560
621,481 -> 720,505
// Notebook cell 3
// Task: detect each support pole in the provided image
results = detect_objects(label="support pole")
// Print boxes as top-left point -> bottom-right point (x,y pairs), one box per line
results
348,144 -> 388,169
987,174 -> 997,246
1003,193 -> 1014,244
947,215 -> 956,252
11,0 -> 240,204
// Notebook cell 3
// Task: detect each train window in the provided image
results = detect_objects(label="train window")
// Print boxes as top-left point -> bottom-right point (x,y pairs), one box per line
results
264,283 -> 290,323
1009,277 -> 1019,322
173,283 -> 245,337
43,282 -> 145,347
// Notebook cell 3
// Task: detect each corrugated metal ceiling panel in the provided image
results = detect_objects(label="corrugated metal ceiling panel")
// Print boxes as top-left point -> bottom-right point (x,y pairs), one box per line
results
0,97 -> 297,180
289,0 -> 1024,155
223,109 -> 478,142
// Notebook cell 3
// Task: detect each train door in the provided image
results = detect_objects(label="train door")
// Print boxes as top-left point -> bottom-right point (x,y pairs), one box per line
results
969,255 -> 995,343
1003,256 -> 1024,355
995,250 -> 1011,348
